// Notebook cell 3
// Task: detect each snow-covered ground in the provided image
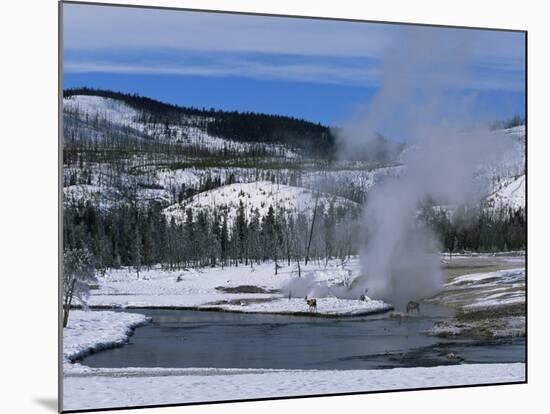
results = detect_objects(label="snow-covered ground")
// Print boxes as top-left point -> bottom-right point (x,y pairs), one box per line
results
63,306 -> 524,411
428,267 -> 525,338
441,267 -> 525,310
63,258 -> 526,411
204,296 -> 392,317
63,363 -> 525,411
86,258 -> 391,316
63,310 -> 150,368
440,251 -> 525,264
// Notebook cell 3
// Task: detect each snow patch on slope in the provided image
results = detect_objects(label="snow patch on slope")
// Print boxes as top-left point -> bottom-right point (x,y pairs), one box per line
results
64,95 -> 139,126
163,181 -> 358,224
485,175 -> 525,211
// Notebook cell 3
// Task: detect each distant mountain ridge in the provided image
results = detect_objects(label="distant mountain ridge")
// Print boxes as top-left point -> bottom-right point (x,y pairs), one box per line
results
64,87 -> 336,157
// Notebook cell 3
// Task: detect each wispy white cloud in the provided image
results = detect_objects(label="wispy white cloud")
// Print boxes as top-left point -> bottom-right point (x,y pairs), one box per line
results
62,3 -> 525,92
63,3 -> 524,63
64,56 -> 524,92
64,59 -> 382,87
63,3 -> 392,58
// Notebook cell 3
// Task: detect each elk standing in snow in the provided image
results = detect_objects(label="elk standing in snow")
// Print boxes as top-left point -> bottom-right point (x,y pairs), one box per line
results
305,296 -> 317,312
406,301 -> 420,313
359,288 -> 369,301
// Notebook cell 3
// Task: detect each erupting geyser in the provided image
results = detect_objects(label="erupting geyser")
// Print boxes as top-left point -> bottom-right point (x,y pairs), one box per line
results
336,27 -> 516,307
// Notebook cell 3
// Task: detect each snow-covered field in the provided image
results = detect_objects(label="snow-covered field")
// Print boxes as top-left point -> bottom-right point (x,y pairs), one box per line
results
62,258 -> 526,411
63,363 -> 525,411
86,258 -> 392,316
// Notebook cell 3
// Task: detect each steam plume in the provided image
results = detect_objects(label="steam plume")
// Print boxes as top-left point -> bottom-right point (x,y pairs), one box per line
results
282,27 -> 516,307
339,27 -> 515,306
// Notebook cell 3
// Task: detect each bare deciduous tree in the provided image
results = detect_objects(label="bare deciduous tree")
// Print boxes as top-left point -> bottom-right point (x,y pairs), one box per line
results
63,248 -> 97,328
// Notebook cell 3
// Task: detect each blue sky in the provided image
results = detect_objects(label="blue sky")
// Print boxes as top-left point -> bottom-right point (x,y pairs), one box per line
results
63,3 -> 525,127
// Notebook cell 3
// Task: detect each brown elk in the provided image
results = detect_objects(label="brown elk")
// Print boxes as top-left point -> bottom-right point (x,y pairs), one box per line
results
406,301 -> 420,313
305,296 -> 317,312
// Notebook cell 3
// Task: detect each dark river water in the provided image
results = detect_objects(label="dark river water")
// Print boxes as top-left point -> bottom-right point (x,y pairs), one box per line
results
81,305 -> 525,370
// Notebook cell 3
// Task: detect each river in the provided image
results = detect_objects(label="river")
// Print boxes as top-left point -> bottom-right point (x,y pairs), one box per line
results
81,305 -> 525,370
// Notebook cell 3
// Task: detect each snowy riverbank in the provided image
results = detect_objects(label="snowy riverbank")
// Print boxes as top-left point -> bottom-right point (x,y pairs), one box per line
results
63,363 -> 525,411
85,259 -> 393,316
428,267 -> 525,338
63,310 -> 150,370
62,260 -> 526,411
202,296 -> 392,316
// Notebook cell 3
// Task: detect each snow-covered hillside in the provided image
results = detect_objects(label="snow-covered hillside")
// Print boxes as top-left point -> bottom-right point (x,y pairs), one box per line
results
482,125 -> 526,210
63,93 -> 525,217
485,175 -> 525,211
64,95 -> 299,158
398,126 -> 525,213
63,184 -> 113,208
302,165 -> 403,198
64,95 -> 140,126
163,181 -> 359,224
